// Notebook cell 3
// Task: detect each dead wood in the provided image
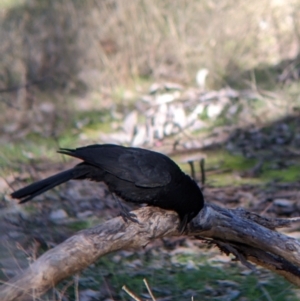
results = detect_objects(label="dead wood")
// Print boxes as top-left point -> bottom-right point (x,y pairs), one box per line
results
1,203 -> 300,301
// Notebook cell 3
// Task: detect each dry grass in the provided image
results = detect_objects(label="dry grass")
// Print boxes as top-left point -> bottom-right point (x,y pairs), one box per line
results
0,0 -> 300,146
0,0 -> 299,93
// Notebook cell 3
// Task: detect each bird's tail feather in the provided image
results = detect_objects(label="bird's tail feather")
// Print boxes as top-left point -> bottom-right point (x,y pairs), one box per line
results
11,169 -> 75,203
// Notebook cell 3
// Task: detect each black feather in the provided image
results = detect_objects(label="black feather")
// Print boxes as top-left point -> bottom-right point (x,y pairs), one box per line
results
11,144 -> 204,230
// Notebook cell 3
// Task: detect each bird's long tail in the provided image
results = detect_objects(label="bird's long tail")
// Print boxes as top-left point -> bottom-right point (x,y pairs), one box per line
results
11,169 -> 75,204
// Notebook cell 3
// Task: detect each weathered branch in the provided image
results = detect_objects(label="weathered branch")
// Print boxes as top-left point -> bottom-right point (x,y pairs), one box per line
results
192,204 -> 300,269
191,204 -> 300,286
0,208 -> 178,301
1,203 -> 300,301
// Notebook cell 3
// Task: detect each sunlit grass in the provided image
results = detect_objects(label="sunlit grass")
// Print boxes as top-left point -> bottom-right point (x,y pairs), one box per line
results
0,133 -> 78,174
0,0 -> 25,9
261,164 -> 300,182
179,149 -> 300,186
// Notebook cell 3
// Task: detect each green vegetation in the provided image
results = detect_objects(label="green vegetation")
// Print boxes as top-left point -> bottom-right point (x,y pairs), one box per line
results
205,151 -> 300,185
0,134 -> 77,172
67,220 -> 91,231
261,164 -> 300,182
67,218 -> 101,231
55,251 -> 298,300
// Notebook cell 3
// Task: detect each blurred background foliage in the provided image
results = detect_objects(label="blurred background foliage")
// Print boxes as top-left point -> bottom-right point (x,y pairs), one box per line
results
1,0 -> 300,90
1,0 -> 300,172
1,0 -> 300,158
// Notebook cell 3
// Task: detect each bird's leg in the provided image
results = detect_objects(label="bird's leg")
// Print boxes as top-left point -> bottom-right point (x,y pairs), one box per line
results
178,215 -> 188,234
112,194 -> 139,224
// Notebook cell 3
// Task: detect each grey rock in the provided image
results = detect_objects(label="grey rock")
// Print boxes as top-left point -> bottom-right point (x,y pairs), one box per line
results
49,209 -> 68,220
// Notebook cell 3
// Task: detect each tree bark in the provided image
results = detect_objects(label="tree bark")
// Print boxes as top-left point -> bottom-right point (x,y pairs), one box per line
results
0,203 -> 300,301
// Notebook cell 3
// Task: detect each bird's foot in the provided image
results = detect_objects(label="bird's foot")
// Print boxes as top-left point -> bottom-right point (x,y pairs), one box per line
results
120,210 -> 139,224
112,193 -> 139,224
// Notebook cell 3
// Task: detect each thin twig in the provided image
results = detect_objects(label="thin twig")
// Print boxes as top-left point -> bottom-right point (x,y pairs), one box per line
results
200,158 -> 205,187
122,285 -> 142,301
74,274 -> 79,301
143,278 -> 156,301
188,161 -> 196,179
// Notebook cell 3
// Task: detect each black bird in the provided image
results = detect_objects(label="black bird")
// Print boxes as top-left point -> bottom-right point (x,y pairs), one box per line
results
11,144 -> 204,231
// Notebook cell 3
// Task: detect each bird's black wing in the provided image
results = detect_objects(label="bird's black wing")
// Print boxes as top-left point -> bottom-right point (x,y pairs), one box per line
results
58,144 -> 175,188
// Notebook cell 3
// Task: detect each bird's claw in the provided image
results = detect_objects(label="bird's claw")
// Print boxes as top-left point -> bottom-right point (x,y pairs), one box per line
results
178,215 -> 188,234
120,210 -> 139,224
